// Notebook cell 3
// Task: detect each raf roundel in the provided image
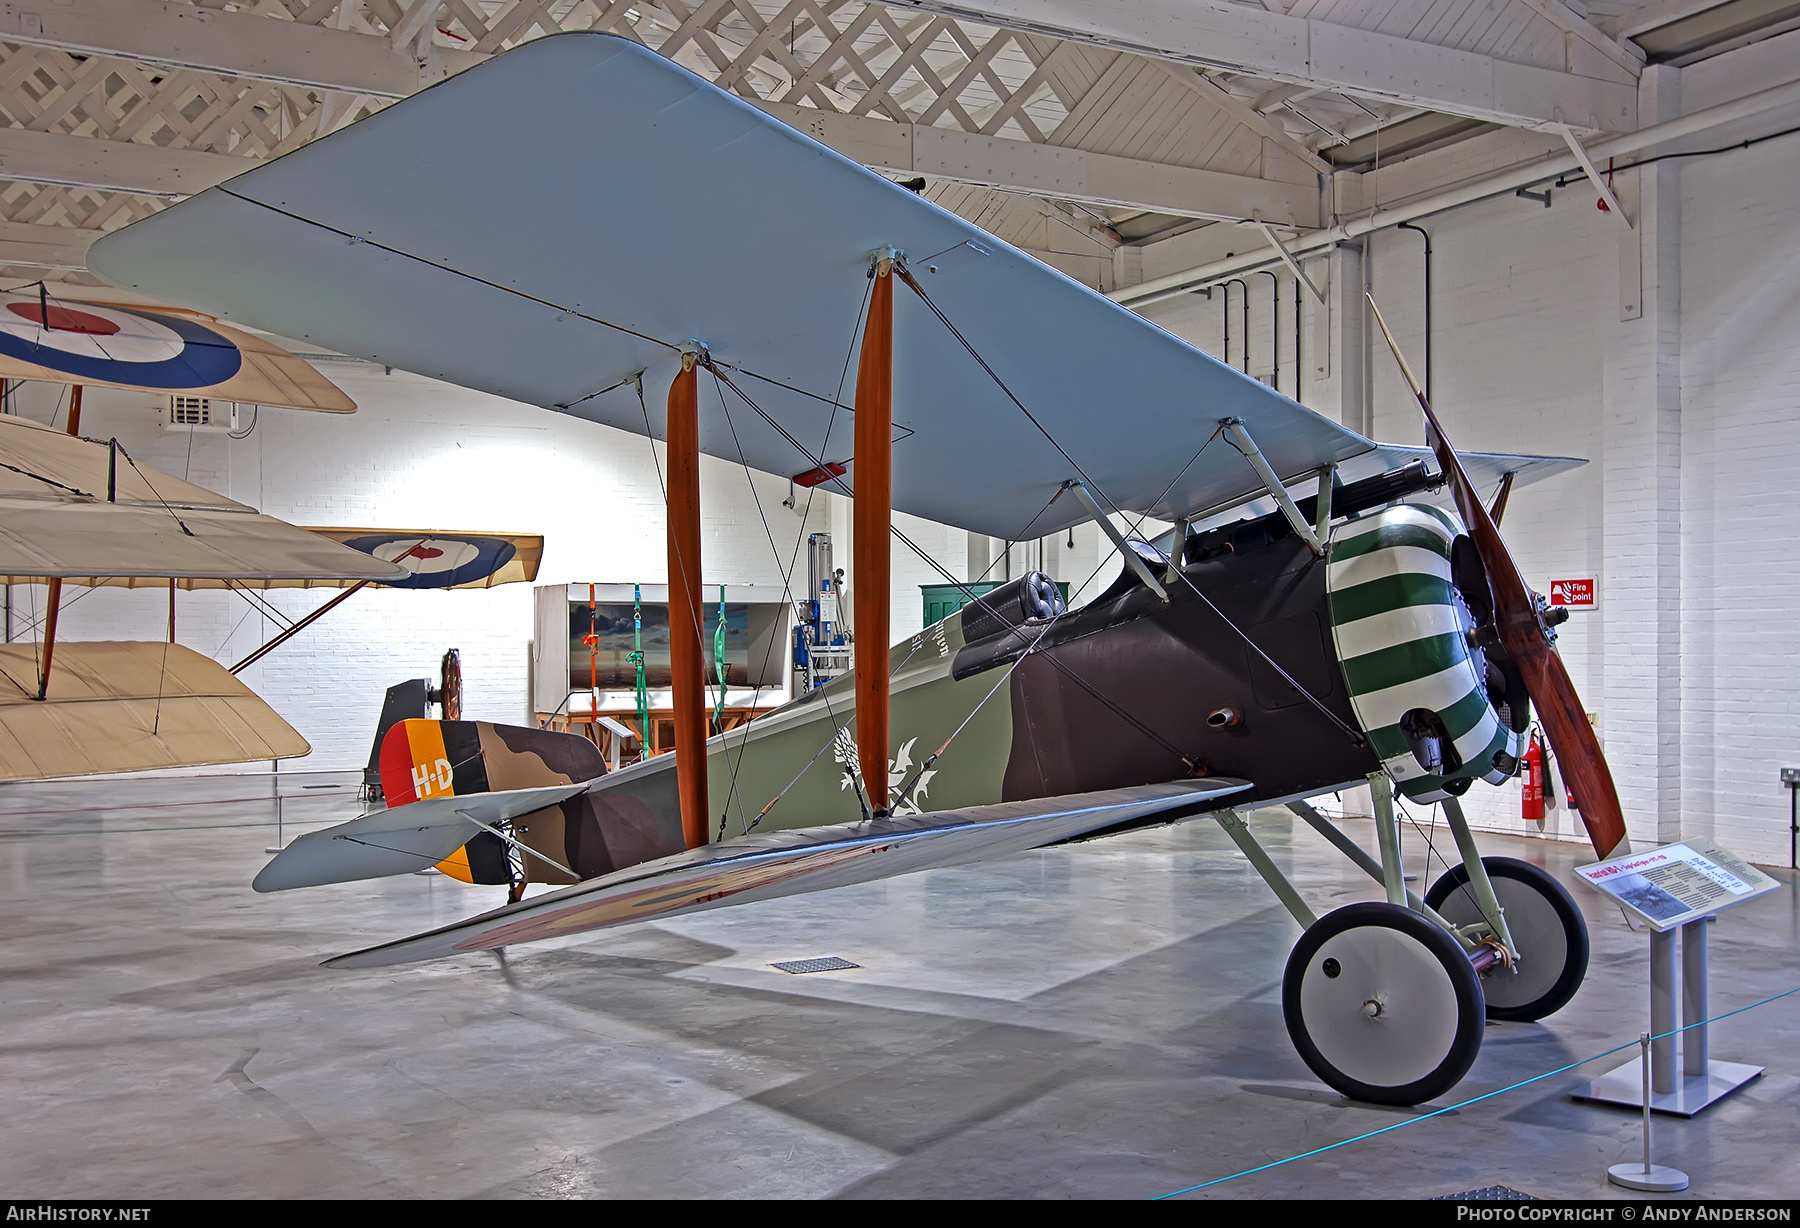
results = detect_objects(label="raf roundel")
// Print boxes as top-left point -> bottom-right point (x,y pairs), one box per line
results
343,534 -> 519,589
0,291 -> 243,389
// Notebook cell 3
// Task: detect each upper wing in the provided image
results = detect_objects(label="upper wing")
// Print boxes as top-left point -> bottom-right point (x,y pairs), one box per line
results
304,529 -> 543,590
90,33 -> 1376,542
252,783 -> 589,892
325,778 -> 1250,968
0,641 -> 308,779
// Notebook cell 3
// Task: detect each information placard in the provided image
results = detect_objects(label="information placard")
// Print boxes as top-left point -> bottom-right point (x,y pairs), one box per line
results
1575,837 -> 1781,931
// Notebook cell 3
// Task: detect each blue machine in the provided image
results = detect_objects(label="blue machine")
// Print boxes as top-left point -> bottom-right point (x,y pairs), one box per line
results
792,532 -> 851,693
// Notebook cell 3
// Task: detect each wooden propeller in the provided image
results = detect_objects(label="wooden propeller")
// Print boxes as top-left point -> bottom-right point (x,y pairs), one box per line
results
1368,295 -> 1628,858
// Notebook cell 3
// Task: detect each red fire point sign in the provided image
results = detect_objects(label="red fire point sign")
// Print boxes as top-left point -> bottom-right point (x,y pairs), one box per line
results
1548,578 -> 1595,608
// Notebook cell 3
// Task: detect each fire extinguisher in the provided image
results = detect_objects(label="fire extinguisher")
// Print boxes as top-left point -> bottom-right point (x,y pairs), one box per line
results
1522,732 -> 1545,825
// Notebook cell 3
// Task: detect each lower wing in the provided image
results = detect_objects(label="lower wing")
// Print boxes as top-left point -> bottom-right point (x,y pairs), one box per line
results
327,778 -> 1251,969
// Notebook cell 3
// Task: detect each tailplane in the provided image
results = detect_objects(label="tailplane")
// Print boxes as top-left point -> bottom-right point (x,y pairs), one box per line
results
377,718 -> 607,888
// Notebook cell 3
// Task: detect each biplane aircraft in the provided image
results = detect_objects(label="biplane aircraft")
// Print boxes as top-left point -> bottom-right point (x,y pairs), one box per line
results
0,289 -> 547,774
0,364 -> 407,779
89,33 -> 1628,1107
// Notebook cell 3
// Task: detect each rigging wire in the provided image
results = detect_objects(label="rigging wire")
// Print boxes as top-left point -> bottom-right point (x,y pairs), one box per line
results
217,188 -> 678,355
707,361 -> 1227,783
214,600 -> 259,659
708,363 -> 820,837
0,459 -> 89,497
222,579 -> 298,633
897,269 -> 1365,748
897,266 -> 1132,523
723,273 -> 878,835
111,442 -> 196,537
631,368 -> 717,773
706,345 -> 879,830
7,580 -> 96,640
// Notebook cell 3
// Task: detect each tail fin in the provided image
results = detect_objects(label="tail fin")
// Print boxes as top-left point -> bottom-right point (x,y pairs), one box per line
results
376,719 -> 605,885
378,719 -> 504,883
378,718 -> 490,806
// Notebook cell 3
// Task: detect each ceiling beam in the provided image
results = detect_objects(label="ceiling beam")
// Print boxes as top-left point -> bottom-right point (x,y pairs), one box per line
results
1606,0 -> 1739,39
1514,0 -> 1646,76
1152,64 -> 1334,175
0,128 -> 247,197
887,0 -> 1640,131
758,100 -> 1321,225
0,0 -> 482,96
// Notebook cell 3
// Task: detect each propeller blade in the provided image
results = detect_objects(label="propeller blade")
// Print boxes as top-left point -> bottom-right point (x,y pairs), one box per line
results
1367,294 -> 1628,858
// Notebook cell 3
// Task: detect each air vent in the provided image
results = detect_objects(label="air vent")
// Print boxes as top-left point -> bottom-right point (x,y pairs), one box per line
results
165,396 -> 238,432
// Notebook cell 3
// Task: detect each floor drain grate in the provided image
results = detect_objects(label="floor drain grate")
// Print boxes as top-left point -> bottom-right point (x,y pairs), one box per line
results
1430,1187 -> 1537,1201
771,956 -> 861,974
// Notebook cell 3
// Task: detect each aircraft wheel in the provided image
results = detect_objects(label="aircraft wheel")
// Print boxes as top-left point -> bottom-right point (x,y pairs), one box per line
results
1425,857 -> 1589,1023
1283,902 -> 1485,1105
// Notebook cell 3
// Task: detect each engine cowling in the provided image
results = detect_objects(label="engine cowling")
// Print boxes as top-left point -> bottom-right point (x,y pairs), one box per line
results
1323,503 -> 1525,803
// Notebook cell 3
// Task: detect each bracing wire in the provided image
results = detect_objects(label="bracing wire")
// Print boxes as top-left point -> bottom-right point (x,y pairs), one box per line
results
7,581 -> 98,640
897,266 -> 1130,521
706,363 -> 1224,786
0,459 -> 89,497
713,274 -> 877,837
110,442 -> 196,538
223,580 -> 298,633
897,266 -> 1364,748
632,369 -> 717,768
706,361 -> 868,832
708,364 -> 818,838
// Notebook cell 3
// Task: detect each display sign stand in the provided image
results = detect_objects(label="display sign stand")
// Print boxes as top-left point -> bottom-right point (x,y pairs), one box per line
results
1571,837 -> 1780,1118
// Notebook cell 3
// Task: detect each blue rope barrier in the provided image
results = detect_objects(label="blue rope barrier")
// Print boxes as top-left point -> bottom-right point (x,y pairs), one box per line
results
1155,981 -> 1800,1199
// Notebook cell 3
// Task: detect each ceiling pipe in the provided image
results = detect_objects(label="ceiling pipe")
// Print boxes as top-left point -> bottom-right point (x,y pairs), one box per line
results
1112,75 -> 1800,307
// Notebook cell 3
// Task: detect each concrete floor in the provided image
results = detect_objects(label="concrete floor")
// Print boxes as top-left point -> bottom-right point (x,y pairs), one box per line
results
2,772 -> 1797,1200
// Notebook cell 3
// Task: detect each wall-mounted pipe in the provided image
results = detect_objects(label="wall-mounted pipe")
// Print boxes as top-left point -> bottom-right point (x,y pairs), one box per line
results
1294,270 -> 1303,405
1255,269 -> 1280,393
1221,279 -> 1231,369
1224,279 -> 1250,373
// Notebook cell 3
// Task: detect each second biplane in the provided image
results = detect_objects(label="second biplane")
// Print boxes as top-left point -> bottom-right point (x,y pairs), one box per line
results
90,33 -> 1625,1107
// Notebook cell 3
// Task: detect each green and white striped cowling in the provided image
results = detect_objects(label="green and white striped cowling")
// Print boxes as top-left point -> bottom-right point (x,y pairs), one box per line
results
1325,503 -> 1519,803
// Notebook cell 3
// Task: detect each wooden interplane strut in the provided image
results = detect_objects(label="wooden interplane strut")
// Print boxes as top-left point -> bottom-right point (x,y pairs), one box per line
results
854,256 -> 894,812
35,383 -> 83,699
666,352 -> 709,849
227,581 -> 368,675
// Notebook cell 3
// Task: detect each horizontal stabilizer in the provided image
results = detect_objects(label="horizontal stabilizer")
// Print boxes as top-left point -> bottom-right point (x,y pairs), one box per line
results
326,778 -> 1252,969
252,783 -> 588,892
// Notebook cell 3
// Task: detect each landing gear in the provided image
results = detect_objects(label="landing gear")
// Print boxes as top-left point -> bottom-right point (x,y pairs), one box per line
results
1283,902 -> 1486,1105
1425,856 -> 1589,1022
